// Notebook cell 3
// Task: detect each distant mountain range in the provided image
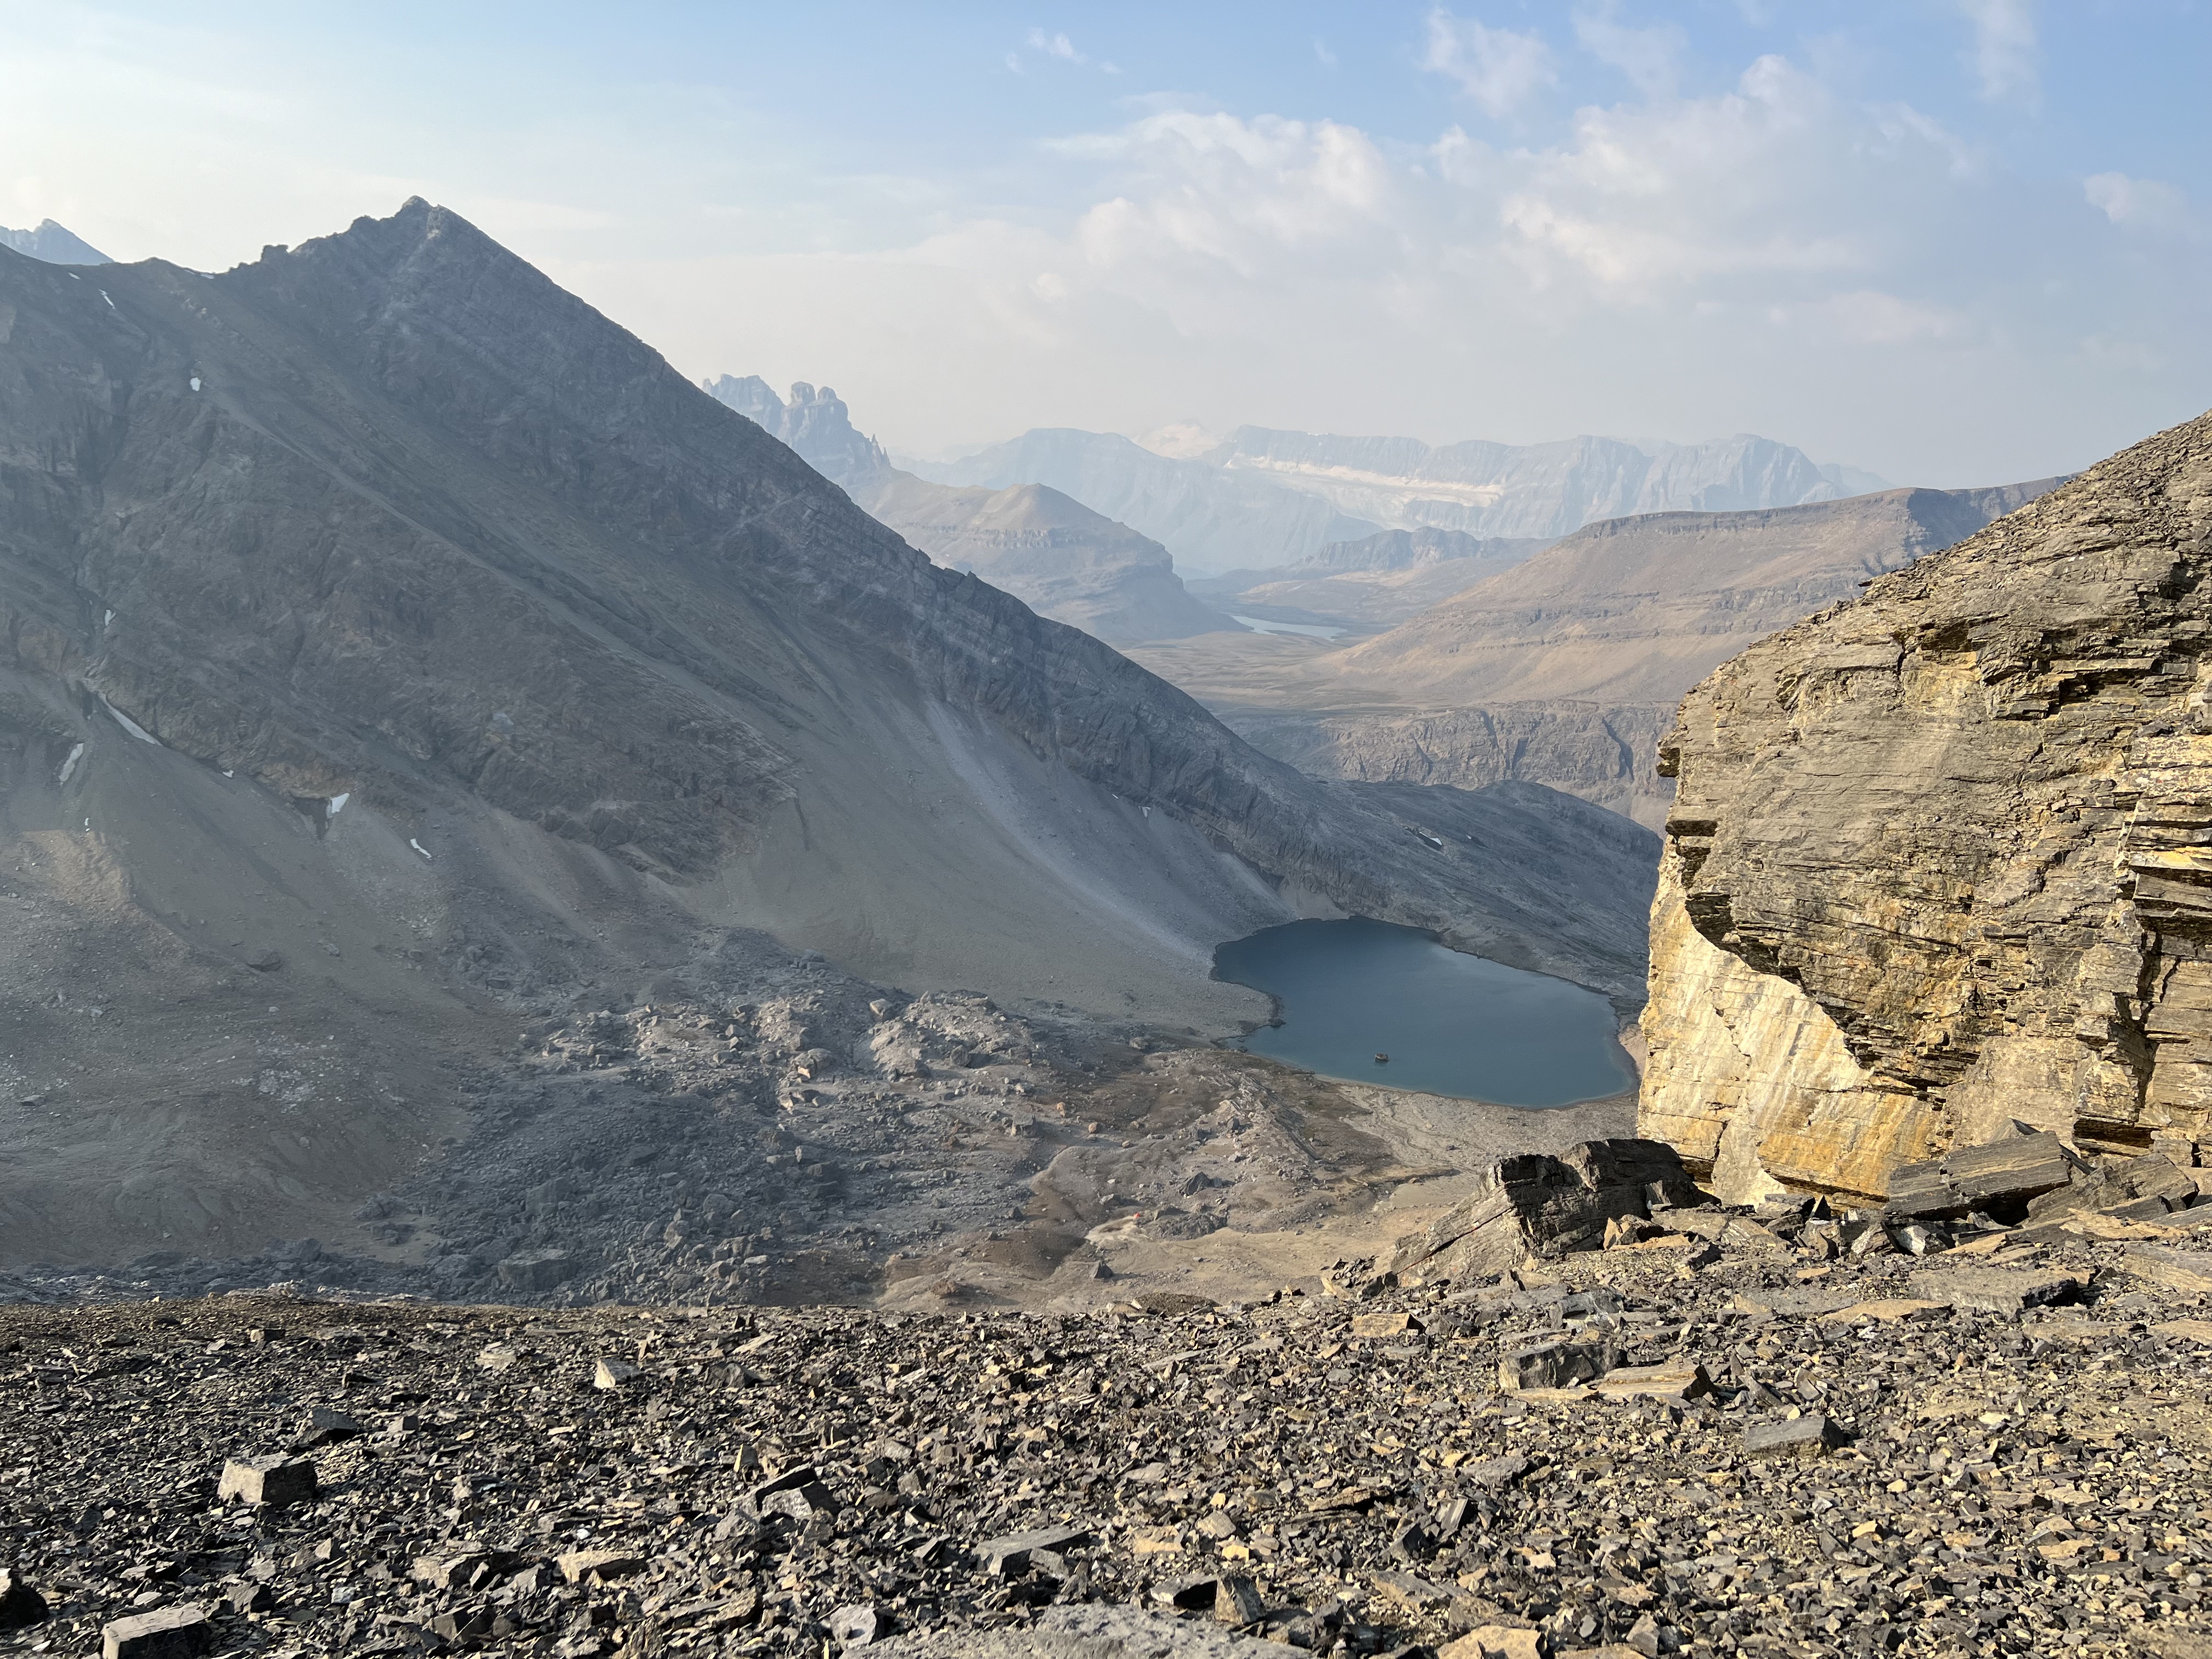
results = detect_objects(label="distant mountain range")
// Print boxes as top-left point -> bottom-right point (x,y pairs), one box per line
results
1130,479 -> 2066,827
0,219 -> 110,264
704,377 -> 1230,645
908,426 -> 1888,575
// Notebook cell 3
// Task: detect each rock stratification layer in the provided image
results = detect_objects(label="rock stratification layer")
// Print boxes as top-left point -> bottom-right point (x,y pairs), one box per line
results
1641,411 -> 2212,1205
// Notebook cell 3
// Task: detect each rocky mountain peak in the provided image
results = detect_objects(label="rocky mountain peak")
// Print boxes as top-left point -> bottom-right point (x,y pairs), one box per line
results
0,197 -> 1658,1276
0,218 -> 111,266
702,373 -> 891,489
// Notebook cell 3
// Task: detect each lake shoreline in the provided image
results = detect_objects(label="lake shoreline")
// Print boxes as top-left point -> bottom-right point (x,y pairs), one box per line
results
1211,915 -> 1637,1107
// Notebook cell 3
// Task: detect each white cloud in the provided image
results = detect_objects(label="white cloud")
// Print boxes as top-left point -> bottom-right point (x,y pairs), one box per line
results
1803,289 -> 1965,345
1421,9 -> 1556,119
2085,171 -> 2197,238
12,4 -> 2191,492
1572,4 -> 1686,98
1491,56 -> 1895,293
1027,29 -> 1083,63
1960,0 -> 2038,104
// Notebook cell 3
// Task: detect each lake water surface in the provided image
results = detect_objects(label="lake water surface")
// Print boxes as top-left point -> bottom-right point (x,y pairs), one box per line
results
1214,917 -> 1633,1106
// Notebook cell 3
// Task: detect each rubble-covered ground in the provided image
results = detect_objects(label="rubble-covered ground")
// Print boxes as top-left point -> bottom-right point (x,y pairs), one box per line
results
6,1205 -> 2212,1659
0,927 -> 1633,1317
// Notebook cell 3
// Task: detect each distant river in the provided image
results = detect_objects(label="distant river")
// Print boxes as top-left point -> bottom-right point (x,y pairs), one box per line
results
1230,614 -> 1347,640
1213,917 -> 1634,1106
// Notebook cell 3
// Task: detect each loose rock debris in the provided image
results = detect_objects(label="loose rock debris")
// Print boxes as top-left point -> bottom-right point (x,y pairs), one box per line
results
5,1197 -> 2212,1659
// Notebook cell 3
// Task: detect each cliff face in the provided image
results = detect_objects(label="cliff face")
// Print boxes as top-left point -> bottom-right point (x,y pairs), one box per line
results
1640,411 -> 2212,1205
700,376 -> 891,488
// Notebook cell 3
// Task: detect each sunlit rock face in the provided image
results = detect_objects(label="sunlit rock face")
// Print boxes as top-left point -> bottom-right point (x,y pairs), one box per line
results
1641,411 -> 2212,1204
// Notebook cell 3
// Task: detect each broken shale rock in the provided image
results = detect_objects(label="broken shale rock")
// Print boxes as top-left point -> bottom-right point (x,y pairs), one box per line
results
0,1568 -> 48,1630
1742,1415 -> 1846,1460
1499,1336 -> 1622,1393
1884,1130 -> 2087,1223
1389,1139 -> 1702,1285
1906,1265 -> 2086,1317
2126,1244 -> 2212,1293
878,1605 -> 1288,1659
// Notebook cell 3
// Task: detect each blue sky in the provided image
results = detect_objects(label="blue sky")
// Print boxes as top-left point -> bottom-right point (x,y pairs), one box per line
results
3,2 -> 2208,483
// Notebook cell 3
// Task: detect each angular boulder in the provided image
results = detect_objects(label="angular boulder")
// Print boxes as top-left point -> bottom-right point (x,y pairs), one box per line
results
1388,1139 -> 1702,1285
496,1249 -> 574,1292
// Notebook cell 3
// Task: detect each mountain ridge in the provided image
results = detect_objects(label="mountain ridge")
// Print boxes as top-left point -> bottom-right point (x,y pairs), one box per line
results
917,422 -> 1884,574
705,376 -> 1231,644
1127,478 -> 2067,827
0,218 -> 110,265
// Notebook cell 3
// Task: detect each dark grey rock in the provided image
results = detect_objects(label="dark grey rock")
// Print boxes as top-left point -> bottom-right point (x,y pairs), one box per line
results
1499,1336 -> 1620,1391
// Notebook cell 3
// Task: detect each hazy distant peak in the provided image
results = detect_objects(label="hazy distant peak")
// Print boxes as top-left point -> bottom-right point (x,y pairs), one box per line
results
1819,460 -> 1892,494
1134,421 -> 1223,460
0,218 -> 112,266
701,373 -> 782,426
913,421 -> 1888,574
702,372 -> 890,490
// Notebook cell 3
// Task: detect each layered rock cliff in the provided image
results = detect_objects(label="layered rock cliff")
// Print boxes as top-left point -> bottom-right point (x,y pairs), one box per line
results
1640,411 -> 2212,1205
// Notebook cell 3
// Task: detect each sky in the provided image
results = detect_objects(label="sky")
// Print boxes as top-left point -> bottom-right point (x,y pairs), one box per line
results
3,1 -> 2208,484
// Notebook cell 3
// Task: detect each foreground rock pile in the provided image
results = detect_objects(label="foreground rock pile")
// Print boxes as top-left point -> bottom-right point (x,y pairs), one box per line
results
5,1147 -> 2211,1659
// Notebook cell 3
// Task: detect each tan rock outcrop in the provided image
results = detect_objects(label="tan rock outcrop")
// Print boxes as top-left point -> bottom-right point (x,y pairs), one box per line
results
1641,411 -> 2212,1204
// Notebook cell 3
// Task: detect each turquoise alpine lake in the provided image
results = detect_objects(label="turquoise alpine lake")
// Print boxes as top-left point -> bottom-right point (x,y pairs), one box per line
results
1212,917 -> 1634,1106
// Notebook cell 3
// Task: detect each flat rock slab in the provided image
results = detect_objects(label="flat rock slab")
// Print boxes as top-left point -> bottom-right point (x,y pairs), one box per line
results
1498,1337 -> 1619,1392
874,1604 -> 1288,1659
1819,1299 -> 1953,1324
556,1548 -> 645,1584
1349,1312 -> 1421,1338
1439,1627 -> 1545,1659
2127,1245 -> 2212,1293
1906,1267 -> 2085,1316
216,1455 -> 315,1508
1743,1415 -> 1844,1460
1733,1289 -> 1860,1318
101,1606 -> 211,1659
980,1525 -> 1094,1573
1594,1361 -> 1712,1401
